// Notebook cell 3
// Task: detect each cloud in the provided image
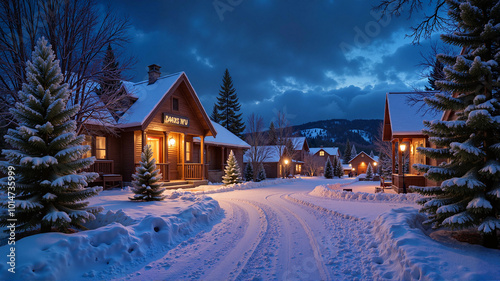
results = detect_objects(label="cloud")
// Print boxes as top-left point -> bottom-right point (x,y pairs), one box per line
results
108,0 -> 447,125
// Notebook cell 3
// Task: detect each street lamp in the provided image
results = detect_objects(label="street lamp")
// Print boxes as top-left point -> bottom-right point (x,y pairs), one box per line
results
399,143 -> 407,194
283,159 -> 289,178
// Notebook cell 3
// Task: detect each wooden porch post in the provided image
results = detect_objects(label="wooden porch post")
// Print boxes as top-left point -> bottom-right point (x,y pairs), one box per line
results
392,140 -> 396,174
141,130 -> 146,152
180,133 -> 185,180
398,138 -> 403,175
164,131 -> 169,182
200,135 -> 205,180
221,147 -> 225,170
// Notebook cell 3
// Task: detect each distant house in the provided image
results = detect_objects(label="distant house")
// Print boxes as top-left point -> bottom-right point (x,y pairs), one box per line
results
244,138 -> 309,178
309,146 -> 341,174
382,91 -> 443,192
82,65 -> 249,187
349,151 -> 378,175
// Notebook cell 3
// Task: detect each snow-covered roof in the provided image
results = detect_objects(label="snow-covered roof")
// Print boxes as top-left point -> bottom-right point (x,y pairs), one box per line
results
291,137 -> 307,150
118,72 -> 183,127
309,147 -> 339,156
349,151 -> 378,164
386,92 -> 441,136
194,121 -> 250,148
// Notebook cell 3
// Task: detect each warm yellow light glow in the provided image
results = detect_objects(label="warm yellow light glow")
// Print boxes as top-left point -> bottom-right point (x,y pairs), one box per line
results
400,143 -> 406,152
411,145 -> 414,155
169,137 -> 175,146
361,162 -> 366,166
352,168 -> 355,171
373,162 -> 377,166
284,159 -> 289,165
349,163 -> 352,167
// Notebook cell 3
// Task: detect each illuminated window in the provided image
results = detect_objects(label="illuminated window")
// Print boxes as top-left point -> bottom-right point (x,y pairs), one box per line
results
319,151 -> 325,156
96,136 -> 106,159
186,141 -> 191,162
82,135 -> 92,158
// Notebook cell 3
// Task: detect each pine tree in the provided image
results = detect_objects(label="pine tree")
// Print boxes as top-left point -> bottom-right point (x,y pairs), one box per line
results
0,38 -> 102,233
268,121 -> 277,145
370,150 -> 375,158
366,163 -> 374,179
324,157 -> 333,179
425,58 -> 445,91
129,145 -> 166,201
335,156 -> 344,178
244,162 -> 254,181
96,44 -> 125,120
331,156 -> 339,177
351,144 -> 357,159
215,69 -> 245,138
343,139 -> 352,163
413,0 -> 500,248
256,163 -> 266,182
222,150 -> 242,185
210,104 -> 220,123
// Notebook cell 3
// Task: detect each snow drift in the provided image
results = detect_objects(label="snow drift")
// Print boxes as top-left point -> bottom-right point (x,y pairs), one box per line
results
0,196 -> 221,280
373,207 -> 500,280
310,184 -> 422,203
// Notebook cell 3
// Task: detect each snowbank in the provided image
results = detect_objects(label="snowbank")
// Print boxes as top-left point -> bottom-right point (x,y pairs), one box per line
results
0,196 -> 221,280
186,178 -> 302,195
373,207 -> 500,280
310,184 -> 422,203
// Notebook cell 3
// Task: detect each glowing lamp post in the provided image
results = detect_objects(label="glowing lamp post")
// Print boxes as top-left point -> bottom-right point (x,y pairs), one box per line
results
399,143 -> 407,194
283,159 -> 289,178
169,137 -> 176,146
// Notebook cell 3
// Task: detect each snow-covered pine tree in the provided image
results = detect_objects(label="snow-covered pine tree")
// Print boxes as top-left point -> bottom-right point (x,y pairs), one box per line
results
413,0 -> 500,248
335,156 -> 344,178
350,145 -> 357,159
324,157 -> 333,179
369,150 -> 375,158
0,37 -> 102,233
343,139 -> 352,163
244,162 -> 254,181
222,150 -> 242,185
215,69 -> 245,138
257,163 -> 266,182
366,163 -> 374,179
129,145 -> 166,201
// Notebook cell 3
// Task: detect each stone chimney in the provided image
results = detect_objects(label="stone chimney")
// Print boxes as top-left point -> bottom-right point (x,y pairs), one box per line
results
148,64 -> 161,84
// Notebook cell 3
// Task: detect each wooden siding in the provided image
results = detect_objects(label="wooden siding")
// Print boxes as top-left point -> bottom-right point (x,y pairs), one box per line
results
146,87 -> 206,136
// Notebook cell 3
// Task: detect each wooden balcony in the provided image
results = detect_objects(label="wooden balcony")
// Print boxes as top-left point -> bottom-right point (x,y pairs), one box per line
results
391,174 -> 426,193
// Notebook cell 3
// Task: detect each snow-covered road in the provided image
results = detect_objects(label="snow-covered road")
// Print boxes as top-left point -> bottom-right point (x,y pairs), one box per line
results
123,178 -> 386,280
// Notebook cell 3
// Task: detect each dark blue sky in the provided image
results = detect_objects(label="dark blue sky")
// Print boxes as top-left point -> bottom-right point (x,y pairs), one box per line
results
106,0 -> 445,125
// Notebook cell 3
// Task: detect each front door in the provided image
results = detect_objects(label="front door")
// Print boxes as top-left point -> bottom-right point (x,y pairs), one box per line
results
147,136 -> 163,163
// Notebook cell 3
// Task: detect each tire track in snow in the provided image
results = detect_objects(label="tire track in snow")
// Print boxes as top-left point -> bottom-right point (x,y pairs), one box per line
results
123,199 -> 267,280
282,191 -> 383,280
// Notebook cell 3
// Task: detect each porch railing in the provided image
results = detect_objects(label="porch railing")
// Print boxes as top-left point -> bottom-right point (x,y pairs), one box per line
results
135,162 -> 170,182
177,163 -> 208,180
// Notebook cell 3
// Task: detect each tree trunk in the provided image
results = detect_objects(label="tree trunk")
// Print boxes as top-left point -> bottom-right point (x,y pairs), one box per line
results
41,222 -> 51,233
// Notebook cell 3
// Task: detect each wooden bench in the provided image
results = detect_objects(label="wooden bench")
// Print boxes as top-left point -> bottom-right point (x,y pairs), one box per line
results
103,174 -> 123,189
343,188 -> 353,192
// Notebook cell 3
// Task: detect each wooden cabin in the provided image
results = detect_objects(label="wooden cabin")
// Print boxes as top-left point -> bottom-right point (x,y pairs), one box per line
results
382,92 -> 443,193
309,146 -> 341,174
83,65 -> 249,186
349,151 -> 378,175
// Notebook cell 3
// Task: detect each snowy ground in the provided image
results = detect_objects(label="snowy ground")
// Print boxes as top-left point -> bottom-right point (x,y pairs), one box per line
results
1,177 -> 500,280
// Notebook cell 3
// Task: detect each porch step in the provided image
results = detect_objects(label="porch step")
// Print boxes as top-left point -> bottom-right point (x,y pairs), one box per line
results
162,181 -> 190,187
187,180 -> 208,187
164,184 -> 196,190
